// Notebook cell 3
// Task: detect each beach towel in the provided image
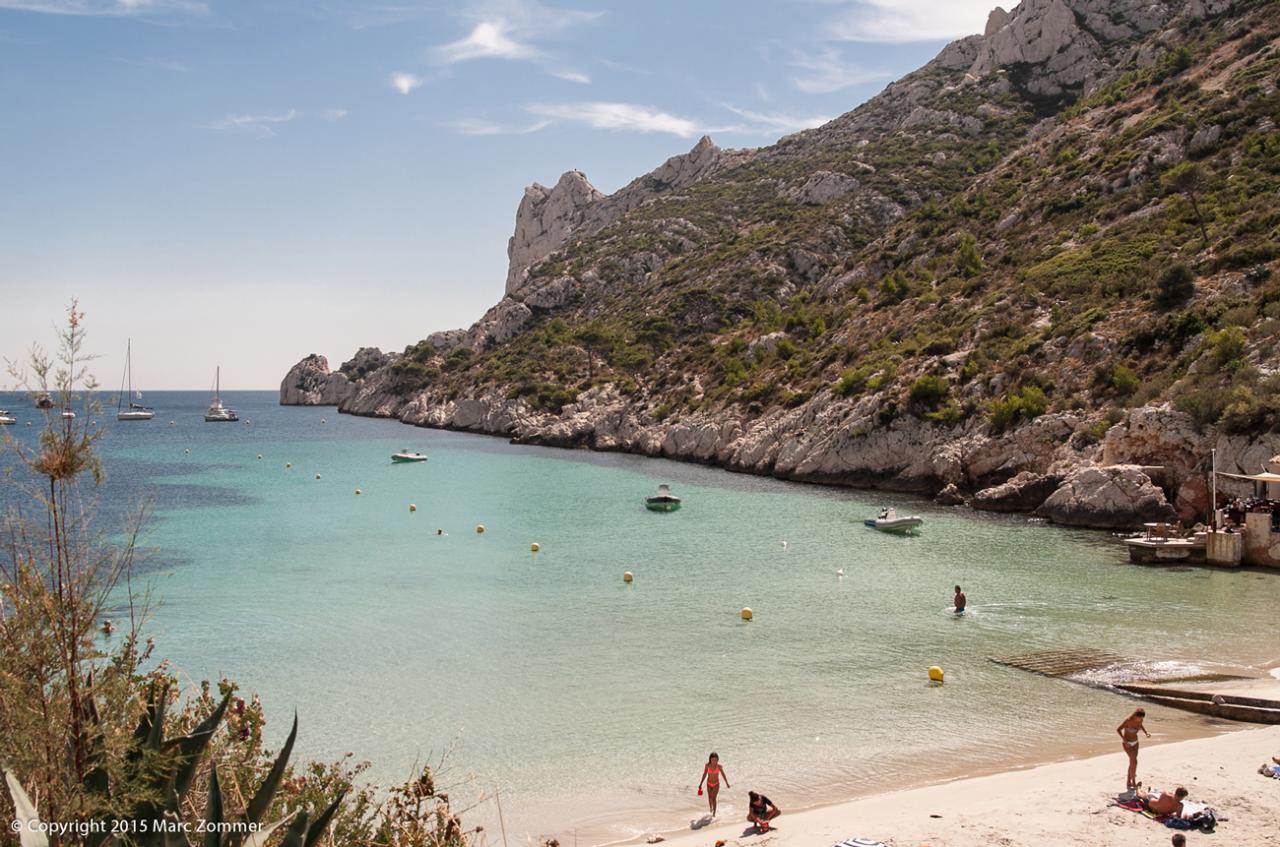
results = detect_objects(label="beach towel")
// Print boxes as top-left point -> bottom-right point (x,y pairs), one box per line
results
833,840 -> 887,847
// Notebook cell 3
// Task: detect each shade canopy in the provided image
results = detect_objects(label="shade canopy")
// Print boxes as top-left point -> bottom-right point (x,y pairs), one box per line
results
1215,471 -> 1280,483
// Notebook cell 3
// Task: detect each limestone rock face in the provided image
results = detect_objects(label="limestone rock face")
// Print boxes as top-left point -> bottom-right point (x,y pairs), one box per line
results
504,136 -> 739,295
972,471 -> 1062,512
339,347 -> 389,380
505,171 -> 603,295
782,171 -> 861,206
1037,465 -> 1177,528
280,354 -> 353,406
968,0 -> 1176,98
466,298 -> 533,349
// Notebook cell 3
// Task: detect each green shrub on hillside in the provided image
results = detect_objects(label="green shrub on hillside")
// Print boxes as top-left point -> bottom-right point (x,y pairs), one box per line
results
908,375 -> 949,411
1155,263 -> 1196,307
987,385 -> 1049,431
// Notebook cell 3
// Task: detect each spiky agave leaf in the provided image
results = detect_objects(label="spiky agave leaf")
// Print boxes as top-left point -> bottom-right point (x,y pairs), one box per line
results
241,815 -> 294,847
165,692 -> 232,809
3,770 -> 50,847
204,763 -> 224,847
302,794 -> 345,847
241,714 -> 297,830
279,811 -> 310,847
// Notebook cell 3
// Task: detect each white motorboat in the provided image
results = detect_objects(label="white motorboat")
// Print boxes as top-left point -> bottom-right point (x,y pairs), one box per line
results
0,410 -> 15,425
116,339 -> 156,421
60,409 -> 76,420
391,450 -> 428,463
864,507 -> 923,534
205,367 -> 239,422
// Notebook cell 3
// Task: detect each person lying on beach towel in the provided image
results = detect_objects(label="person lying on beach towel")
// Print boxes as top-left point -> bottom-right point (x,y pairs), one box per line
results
1138,786 -> 1188,816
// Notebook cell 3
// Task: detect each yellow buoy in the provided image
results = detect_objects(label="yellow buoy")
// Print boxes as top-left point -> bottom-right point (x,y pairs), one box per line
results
741,607 -> 753,621
409,504 -> 417,512
623,571 -> 634,583
315,473 -> 321,480
530,542 -> 540,553
928,666 -> 945,683
355,488 -> 362,495
475,524 -> 485,534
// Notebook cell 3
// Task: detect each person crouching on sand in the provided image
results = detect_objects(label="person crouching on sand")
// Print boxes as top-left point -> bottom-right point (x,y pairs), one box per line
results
1117,708 -> 1150,789
747,791 -> 780,831
697,752 -> 729,817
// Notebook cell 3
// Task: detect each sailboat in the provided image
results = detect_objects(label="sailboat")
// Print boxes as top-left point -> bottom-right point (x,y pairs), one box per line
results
204,367 -> 239,422
117,340 -> 156,421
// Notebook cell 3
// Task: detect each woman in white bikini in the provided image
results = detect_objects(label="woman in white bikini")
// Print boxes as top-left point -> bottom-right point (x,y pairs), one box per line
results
1117,708 -> 1150,789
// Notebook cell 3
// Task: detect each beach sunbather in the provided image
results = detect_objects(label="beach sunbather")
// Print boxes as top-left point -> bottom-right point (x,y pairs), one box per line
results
697,752 -> 729,817
1138,786 -> 1187,817
1117,708 -> 1150,789
953,585 -> 966,613
747,791 -> 781,831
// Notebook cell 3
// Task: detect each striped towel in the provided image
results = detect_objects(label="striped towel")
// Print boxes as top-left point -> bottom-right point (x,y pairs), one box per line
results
834,840 -> 888,847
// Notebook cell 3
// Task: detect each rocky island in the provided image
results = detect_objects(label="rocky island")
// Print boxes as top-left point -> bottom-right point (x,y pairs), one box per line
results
284,0 -> 1280,530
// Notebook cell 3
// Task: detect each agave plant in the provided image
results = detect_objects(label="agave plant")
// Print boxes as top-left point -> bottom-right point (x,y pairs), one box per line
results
6,682 -> 342,847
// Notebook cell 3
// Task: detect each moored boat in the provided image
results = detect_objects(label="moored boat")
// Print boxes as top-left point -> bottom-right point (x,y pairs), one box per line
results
0,410 -> 15,425
117,339 -> 156,421
864,507 -> 923,534
391,451 -> 428,463
205,367 -> 239,422
645,484 -> 681,512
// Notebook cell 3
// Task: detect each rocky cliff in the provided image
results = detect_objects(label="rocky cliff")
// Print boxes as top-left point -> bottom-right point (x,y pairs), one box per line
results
285,0 -> 1280,530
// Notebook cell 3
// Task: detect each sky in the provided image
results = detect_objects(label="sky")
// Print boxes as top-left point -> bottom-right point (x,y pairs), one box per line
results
0,0 -> 999,389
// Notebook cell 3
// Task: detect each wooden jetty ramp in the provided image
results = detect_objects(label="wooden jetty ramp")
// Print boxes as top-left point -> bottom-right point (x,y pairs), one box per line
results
991,649 -> 1280,725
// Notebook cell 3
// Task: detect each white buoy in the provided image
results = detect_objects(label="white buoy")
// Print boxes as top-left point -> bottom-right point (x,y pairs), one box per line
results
184,448 -> 190,454
409,504 -> 417,512
321,418 -> 326,424
355,488 -> 362,495
257,454 -> 263,460
475,524 -> 486,534
837,568 -> 845,577
168,421 -> 175,426
314,473 -> 321,480
285,463 -> 292,469
781,540 -> 788,549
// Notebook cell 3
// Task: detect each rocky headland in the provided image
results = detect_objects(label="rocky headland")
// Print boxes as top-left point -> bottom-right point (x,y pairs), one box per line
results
284,0 -> 1280,530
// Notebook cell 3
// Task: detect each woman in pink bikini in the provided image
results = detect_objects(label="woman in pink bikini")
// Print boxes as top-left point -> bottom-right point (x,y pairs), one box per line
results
697,752 -> 730,817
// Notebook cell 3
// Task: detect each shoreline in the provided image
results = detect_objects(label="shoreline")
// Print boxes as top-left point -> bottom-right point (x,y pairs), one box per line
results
631,722 -> 1280,847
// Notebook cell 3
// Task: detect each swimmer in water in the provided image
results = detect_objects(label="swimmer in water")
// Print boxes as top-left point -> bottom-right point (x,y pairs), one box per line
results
953,585 -> 966,614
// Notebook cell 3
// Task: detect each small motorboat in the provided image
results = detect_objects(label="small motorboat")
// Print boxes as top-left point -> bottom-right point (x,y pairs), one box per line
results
60,409 -> 76,420
392,450 -> 428,463
864,507 -> 923,534
0,410 -> 15,425
645,484 -> 682,512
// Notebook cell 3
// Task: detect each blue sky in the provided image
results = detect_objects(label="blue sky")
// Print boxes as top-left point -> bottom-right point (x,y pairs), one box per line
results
0,0 -> 996,388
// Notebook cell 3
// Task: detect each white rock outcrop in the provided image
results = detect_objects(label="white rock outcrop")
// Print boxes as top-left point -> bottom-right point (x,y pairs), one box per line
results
280,354 -> 352,406
1037,465 -> 1177,528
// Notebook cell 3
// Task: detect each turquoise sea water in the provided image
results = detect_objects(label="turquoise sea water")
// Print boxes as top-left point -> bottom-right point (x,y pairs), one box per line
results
3,391 -> 1278,842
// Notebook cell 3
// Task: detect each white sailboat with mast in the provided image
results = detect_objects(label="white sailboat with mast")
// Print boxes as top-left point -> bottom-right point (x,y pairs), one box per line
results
117,339 -> 156,421
204,366 -> 239,422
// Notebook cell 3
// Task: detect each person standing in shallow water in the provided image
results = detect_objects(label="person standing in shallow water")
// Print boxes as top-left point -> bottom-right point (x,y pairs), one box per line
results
697,752 -> 729,817
953,585 -> 966,614
1117,708 -> 1150,789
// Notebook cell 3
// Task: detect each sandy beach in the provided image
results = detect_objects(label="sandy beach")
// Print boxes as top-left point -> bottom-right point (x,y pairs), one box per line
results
652,724 -> 1280,847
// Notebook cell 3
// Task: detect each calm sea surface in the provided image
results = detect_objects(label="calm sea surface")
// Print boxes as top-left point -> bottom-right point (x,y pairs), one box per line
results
3,391 -> 1277,842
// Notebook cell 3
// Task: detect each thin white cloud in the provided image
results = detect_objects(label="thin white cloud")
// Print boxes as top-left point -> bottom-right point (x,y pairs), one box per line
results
790,47 -> 891,93
321,108 -> 349,121
0,0 -> 207,16
434,20 -> 537,63
719,104 -> 831,135
826,0 -> 996,43
527,102 -> 700,138
389,71 -> 424,94
548,68 -> 590,84
429,0 -> 600,66
446,116 -> 551,136
202,109 -> 298,137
